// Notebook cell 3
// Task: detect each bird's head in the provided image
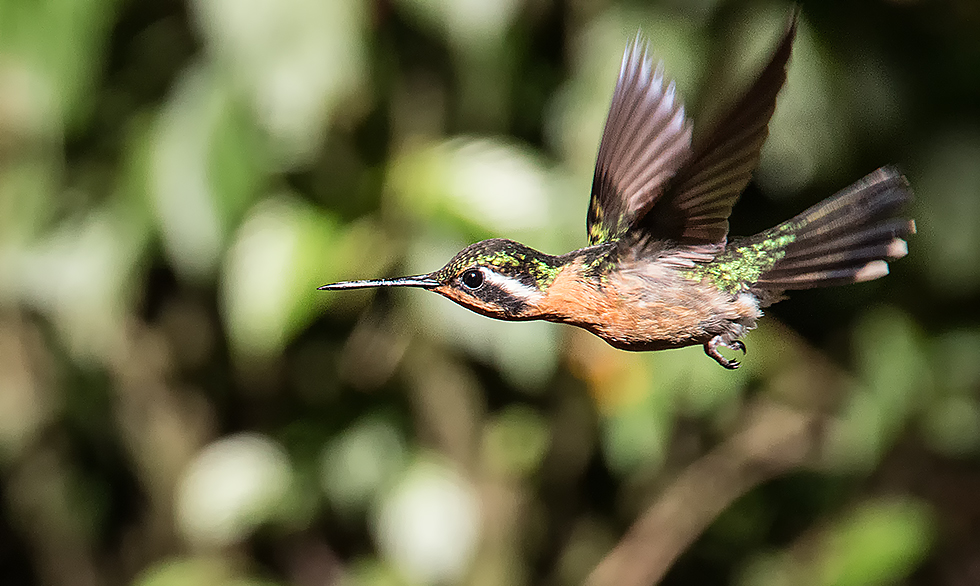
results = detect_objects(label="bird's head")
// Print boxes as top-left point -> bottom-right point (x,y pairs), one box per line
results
319,239 -> 571,320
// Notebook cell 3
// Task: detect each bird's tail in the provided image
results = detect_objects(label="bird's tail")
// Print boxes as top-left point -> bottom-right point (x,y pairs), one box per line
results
745,166 -> 915,292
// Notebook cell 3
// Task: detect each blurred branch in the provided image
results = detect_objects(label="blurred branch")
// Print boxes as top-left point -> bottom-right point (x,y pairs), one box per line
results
587,400 -> 825,586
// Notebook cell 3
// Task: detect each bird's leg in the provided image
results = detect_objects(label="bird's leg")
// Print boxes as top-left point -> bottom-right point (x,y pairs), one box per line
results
704,336 -> 746,370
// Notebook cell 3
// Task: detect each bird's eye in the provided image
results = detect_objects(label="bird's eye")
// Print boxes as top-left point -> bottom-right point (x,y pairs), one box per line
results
461,269 -> 484,290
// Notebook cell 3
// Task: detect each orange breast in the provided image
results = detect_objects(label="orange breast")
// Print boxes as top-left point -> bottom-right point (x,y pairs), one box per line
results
535,261 -> 745,351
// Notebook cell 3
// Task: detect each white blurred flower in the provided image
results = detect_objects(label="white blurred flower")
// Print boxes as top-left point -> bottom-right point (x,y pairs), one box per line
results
374,459 -> 481,584
176,433 -> 292,547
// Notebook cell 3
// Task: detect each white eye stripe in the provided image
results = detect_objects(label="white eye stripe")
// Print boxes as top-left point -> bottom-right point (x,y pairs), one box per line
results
478,268 -> 542,300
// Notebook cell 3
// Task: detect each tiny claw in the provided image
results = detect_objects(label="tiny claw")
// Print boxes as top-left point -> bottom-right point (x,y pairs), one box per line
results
704,335 -> 742,370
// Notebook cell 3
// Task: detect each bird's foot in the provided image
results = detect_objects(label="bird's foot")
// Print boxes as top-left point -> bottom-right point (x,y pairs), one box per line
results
704,336 -> 746,370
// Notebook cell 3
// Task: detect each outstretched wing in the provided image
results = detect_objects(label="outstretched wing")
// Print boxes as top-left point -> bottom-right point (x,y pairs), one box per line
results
638,14 -> 798,245
586,35 -> 693,245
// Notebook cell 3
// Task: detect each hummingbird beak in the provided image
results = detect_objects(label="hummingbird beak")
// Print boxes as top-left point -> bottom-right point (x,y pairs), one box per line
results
317,274 -> 440,290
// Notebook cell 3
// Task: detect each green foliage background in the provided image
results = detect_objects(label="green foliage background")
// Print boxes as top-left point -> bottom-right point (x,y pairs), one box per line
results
0,0 -> 977,585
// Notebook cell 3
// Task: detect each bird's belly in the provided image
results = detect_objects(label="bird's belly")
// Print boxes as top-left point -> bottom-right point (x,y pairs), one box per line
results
561,280 -> 757,352
583,299 -> 715,351
536,262 -> 760,352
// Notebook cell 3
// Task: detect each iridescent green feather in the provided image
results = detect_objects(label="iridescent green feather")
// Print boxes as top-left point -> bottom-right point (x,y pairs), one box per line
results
686,223 -> 800,293
434,239 -> 565,289
587,199 -> 619,245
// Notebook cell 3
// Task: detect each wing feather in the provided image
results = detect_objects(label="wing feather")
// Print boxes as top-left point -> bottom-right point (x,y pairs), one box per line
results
639,14 -> 799,245
586,35 -> 694,245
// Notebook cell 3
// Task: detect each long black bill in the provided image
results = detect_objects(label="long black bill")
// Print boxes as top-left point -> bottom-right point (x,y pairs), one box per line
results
317,275 -> 440,290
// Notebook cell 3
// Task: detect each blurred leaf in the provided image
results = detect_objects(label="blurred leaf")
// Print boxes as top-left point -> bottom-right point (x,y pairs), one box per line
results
482,404 -> 550,478
0,0 -> 120,133
0,109 -> 152,363
740,499 -> 935,586
922,331 -> 980,456
320,415 -> 408,517
150,63 -> 265,281
853,306 -> 931,432
135,557 -> 283,586
825,390 -> 888,472
191,0 -> 368,164
921,394 -> 980,457
0,155 -> 60,245
819,500 -> 934,586
208,86 -> 268,236
826,308 -> 929,470
135,557 -> 232,586
388,137 -> 559,244
1,203 -> 148,360
222,195 -> 392,359
602,401 -> 671,475
931,330 -> 980,395
342,558 -> 411,586
601,365 -> 674,475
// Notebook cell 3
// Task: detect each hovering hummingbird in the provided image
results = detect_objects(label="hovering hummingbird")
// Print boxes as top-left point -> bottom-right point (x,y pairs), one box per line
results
319,16 -> 914,369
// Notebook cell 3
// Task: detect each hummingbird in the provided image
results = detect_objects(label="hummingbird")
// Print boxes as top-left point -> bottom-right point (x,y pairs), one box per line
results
319,16 -> 914,369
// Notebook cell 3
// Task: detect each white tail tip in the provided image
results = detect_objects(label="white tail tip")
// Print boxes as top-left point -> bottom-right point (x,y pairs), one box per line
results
887,238 -> 909,260
854,260 -> 890,282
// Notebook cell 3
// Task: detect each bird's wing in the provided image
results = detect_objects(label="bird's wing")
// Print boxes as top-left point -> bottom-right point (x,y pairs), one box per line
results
636,14 -> 798,246
586,35 -> 694,245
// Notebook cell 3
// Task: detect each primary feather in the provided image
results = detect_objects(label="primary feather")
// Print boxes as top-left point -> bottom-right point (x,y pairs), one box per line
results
587,34 -> 693,245
642,16 -> 798,245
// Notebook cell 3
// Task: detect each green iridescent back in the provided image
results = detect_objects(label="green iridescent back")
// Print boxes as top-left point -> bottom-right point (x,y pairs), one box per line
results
686,223 -> 800,293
